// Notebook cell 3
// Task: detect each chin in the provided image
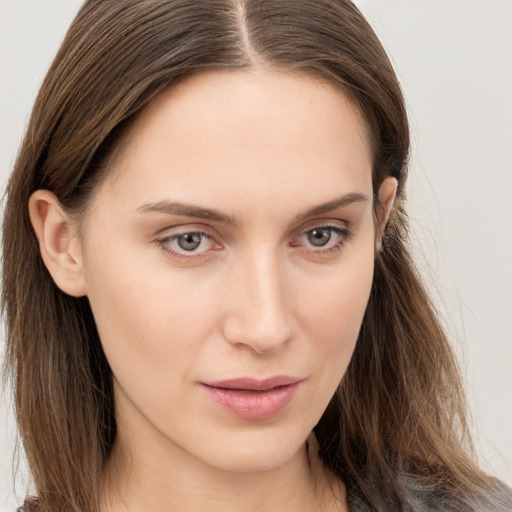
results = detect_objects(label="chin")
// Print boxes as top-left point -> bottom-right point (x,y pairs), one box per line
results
210,446 -> 301,474
191,425 -> 310,474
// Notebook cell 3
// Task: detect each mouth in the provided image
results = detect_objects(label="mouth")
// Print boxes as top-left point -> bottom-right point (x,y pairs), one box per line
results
201,376 -> 303,421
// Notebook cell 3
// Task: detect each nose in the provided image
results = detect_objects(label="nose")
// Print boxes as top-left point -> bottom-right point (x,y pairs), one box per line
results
222,247 -> 295,354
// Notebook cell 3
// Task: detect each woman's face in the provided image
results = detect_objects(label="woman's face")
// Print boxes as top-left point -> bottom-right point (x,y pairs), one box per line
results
78,69 -> 392,473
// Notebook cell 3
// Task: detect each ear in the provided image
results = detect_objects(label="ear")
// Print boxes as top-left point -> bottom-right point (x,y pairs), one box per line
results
375,177 -> 398,252
28,190 -> 87,297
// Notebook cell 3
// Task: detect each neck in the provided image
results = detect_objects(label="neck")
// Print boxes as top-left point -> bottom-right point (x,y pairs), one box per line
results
101,431 -> 346,512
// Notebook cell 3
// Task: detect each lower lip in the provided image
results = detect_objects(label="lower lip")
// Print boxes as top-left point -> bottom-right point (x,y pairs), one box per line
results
201,382 -> 301,421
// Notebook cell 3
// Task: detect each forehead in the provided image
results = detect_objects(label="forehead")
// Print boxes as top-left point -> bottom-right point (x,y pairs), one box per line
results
97,68 -> 373,215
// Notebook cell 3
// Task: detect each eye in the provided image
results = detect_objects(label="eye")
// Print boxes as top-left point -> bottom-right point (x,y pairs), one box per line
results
294,225 -> 352,253
156,231 -> 218,259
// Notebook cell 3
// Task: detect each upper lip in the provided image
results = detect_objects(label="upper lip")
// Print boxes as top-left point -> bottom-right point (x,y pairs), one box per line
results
202,376 -> 303,391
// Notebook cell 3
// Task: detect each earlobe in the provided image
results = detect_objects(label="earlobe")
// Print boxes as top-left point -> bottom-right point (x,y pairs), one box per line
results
28,190 -> 87,297
376,177 -> 398,251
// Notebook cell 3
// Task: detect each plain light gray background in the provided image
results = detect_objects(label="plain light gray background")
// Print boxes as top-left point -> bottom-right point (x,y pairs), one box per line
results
1,1 -> 511,510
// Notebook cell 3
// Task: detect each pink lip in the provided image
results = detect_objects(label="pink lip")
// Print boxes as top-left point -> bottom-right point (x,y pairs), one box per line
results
201,376 -> 303,421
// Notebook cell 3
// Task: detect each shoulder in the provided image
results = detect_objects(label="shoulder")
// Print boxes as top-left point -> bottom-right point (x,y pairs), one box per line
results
405,474 -> 512,512
346,474 -> 512,511
406,475 -> 512,512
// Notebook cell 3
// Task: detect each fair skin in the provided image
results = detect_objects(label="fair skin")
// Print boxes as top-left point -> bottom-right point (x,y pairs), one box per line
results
29,69 -> 397,512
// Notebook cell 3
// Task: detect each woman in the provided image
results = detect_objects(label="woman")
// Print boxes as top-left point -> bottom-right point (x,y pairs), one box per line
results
2,1 -> 511,511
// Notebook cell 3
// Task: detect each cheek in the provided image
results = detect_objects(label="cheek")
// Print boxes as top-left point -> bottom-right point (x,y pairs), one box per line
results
301,255 -> 374,335
295,245 -> 375,373
82,240 -> 224,393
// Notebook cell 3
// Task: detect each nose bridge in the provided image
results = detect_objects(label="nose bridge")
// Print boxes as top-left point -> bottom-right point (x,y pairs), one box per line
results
223,244 -> 294,353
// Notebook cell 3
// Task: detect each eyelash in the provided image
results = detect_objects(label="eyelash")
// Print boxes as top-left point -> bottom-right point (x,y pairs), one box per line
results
155,224 -> 352,261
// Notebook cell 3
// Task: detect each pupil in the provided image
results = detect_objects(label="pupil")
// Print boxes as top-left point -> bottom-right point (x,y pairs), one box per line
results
308,228 -> 331,247
178,233 -> 202,251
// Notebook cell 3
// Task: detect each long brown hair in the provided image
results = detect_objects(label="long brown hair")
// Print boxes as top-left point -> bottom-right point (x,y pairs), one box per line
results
2,1 -> 506,511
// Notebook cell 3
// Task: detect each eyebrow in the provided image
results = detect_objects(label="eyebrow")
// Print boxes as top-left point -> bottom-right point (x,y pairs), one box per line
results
135,192 -> 369,226
136,200 -> 237,224
294,192 -> 369,223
